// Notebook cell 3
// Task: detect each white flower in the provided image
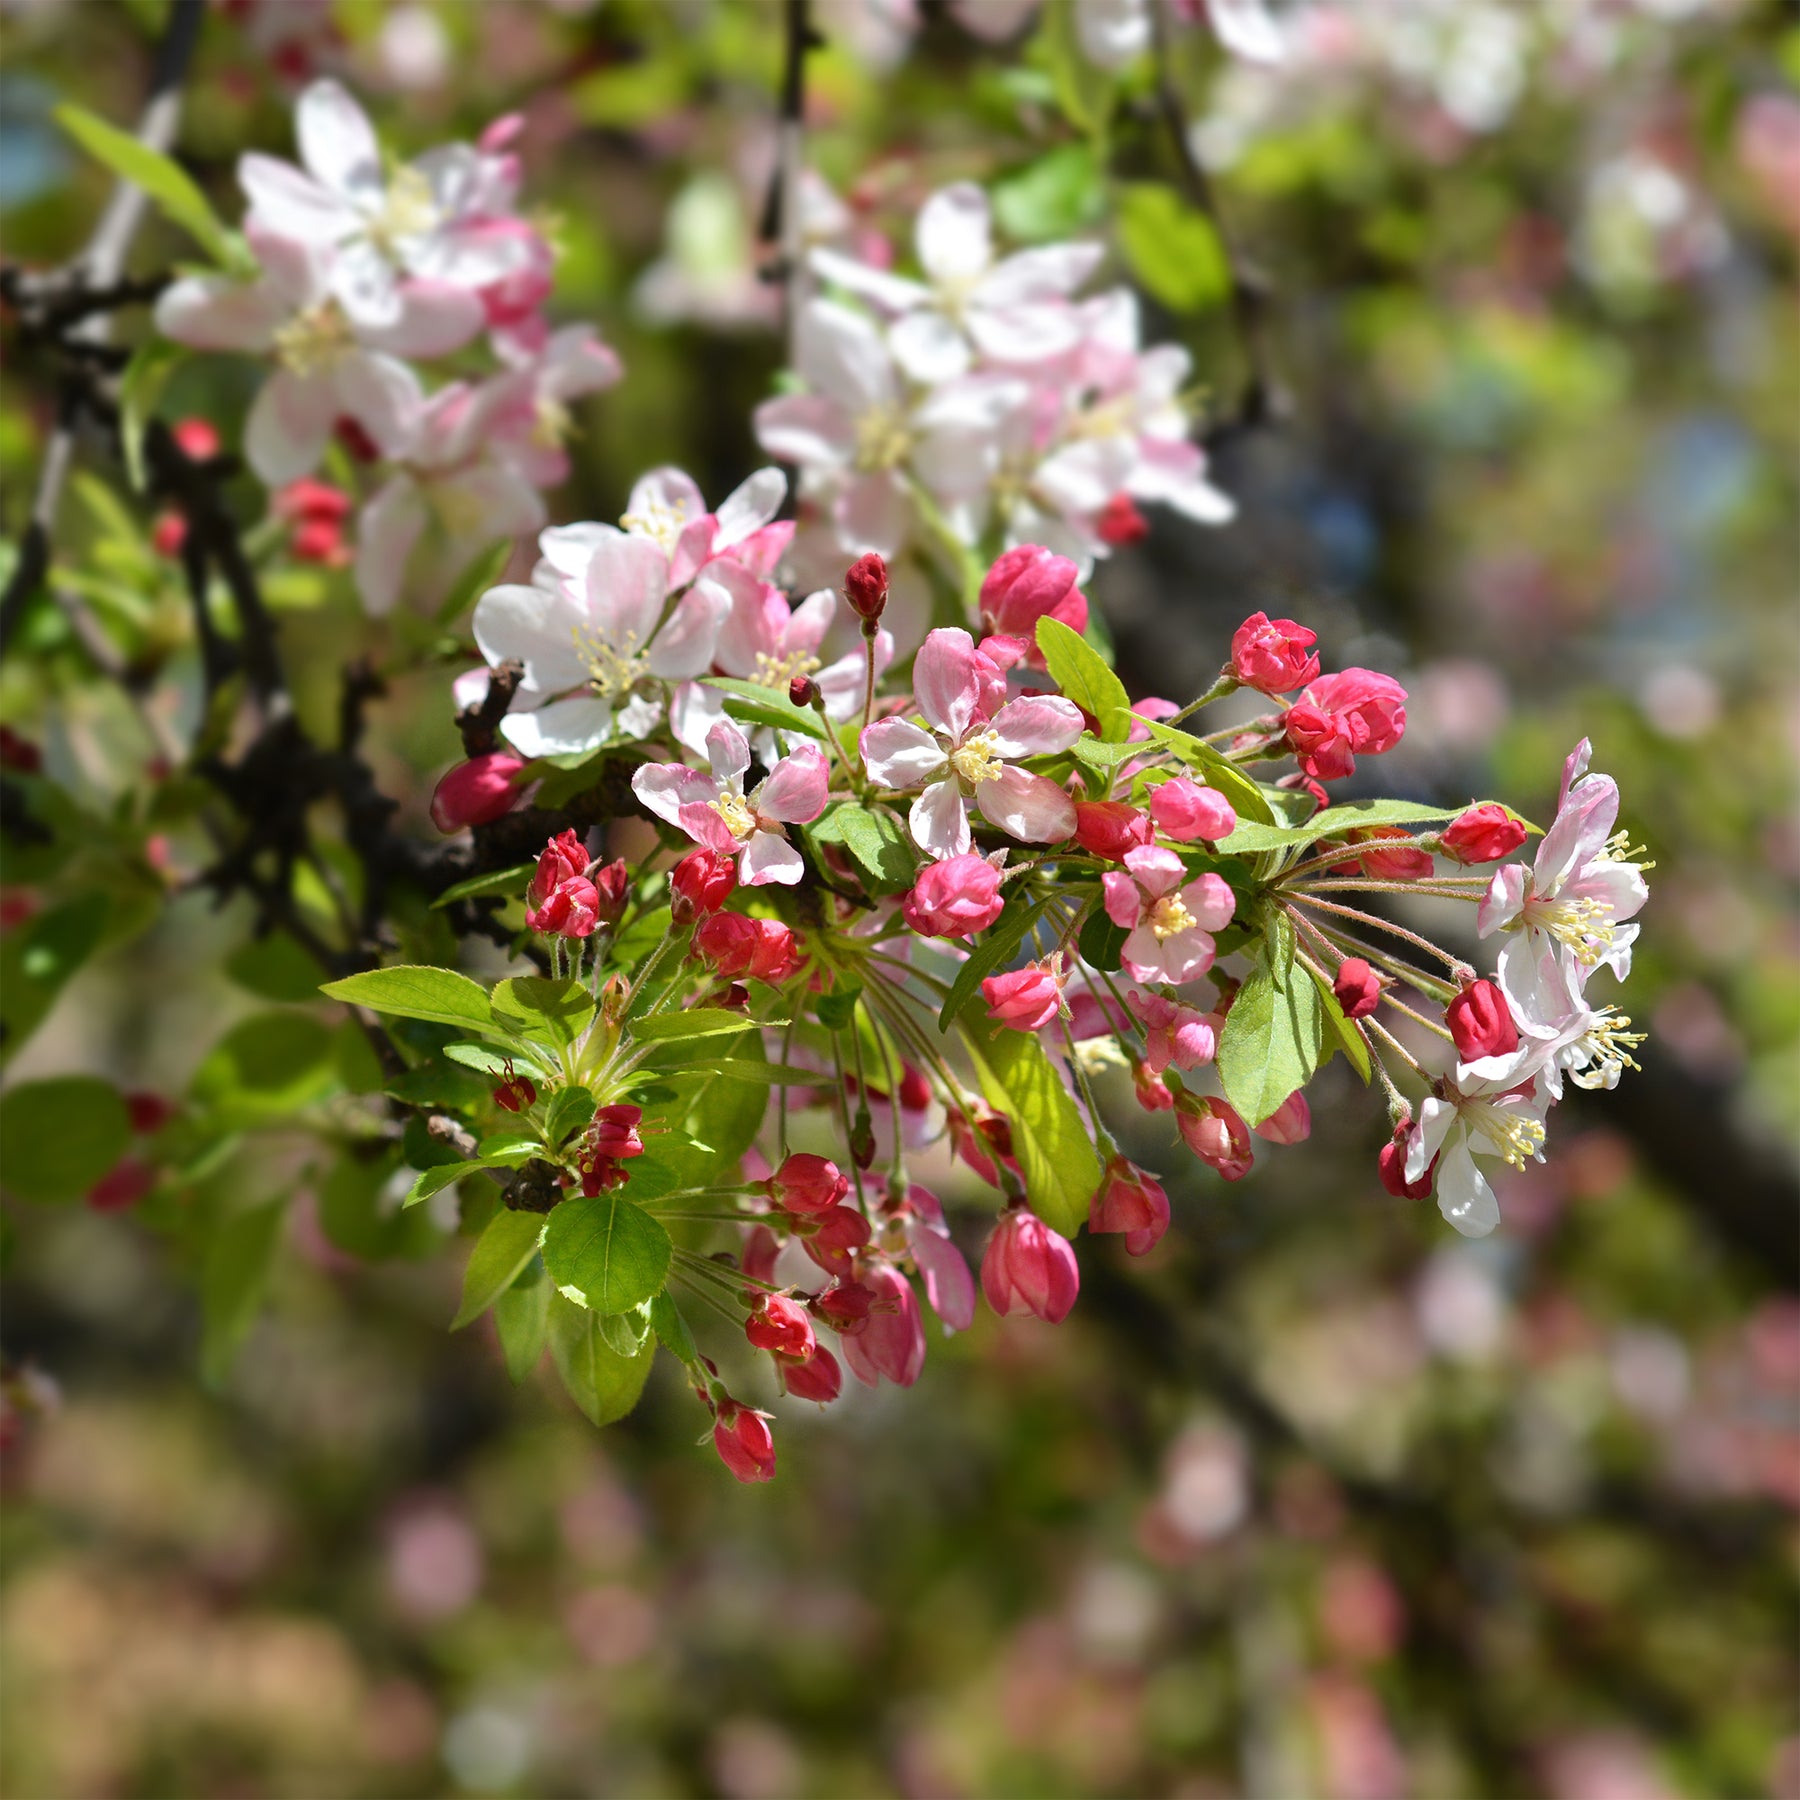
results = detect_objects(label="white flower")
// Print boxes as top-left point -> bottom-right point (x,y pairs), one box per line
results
1473,938 -> 1645,1101
1405,1060 -> 1553,1238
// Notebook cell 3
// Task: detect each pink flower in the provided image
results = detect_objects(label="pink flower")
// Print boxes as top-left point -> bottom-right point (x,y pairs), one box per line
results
746,1295 -> 815,1359
780,1343 -> 843,1403
634,720 -> 829,887
894,1186 -> 976,1332
982,956 -> 1066,1031
1096,492 -> 1149,545
1148,777 -> 1237,843
1125,988 -> 1216,1072
1332,958 -> 1383,1020
1176,1095 -> 1255,1180
901,853 -> 1004,938
713,1402 -> 777,1482
981,1207 -> 1079,1324
1441,803 -> 1527,865
1231,612 -> 1321,694
1101,847 -> 1235,985
860,627 -> 1081,859
1447,979 -> 1520,1062
1073,800 -> 1153,860
670,848 -> 736,923
840,1259 -> 927,1387
978,544 -> 1089,666
796,1205 -> 873,1278
1089,1156 -> 1170,1256
766,1153 -> 850,1216
1282,669 -> 1407,783
429,752 -> 526,832
1253,1091 -> 1312,1144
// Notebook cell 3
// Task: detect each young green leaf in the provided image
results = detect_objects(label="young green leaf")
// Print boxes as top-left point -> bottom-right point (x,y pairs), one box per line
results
547,1294 -> 657,1427
704,676 -> 828,741
649,1292 -> 699,1364
403,1160 -> 491,1208
1037,618 -> 1132,742
200,1200 -> 287,1388
490,974 -> 597,1047
810,805 -> 917,893
430,863 -> 536,909
938,893 -> 1056,1031
541,1194 -> 673,1315
599,1302 -> 654,1358
1311,966 -> 1372,1084
442,1041 -> 553,1078
629,1008 -> 767,1042
1216,797 -> 1468,858
495,1261 -> 552,1382
544,1084 -> 598,1147
0,1075 -> 131,1203
1132,718 -> 1275,824
1118,183 -> 1232,314
1217,957 -> 1328,1127
320,965 -> 495,1034
452,1208 -> 547,1330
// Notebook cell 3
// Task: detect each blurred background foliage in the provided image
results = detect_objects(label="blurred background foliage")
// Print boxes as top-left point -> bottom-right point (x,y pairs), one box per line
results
1,0 -> 1795,1795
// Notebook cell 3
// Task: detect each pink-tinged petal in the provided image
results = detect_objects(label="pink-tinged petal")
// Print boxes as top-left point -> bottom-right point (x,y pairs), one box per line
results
834,470 -> 912,560
889,310 -> 972,384
972,241 -> 1106,307
536,521 -> 617,582
705,719 -> 752,784
709,562 -> 784,676
1157,927 -> 1217,984
238,153 -> 358,243
739,831 -> 806,887
632,762 -> 720,828
1536,774 -> 1620,892
328,351 -> 422,461
917,181 -> 992,285
648,579 -> 731,680
1121,844 -> 1187,899
351,475 -> 425,616
755,745 -> 830,825
626,466 -> 706,526
1178,873 -> 1236,933
1557,738 -> 1594,810
910,779 -> 971,860
1101,871 -> 1142,930
912,1224 -> 976,1332
1210,0 -> 1285,62
676,801 -> 738,852
500,695 -> 616,759
668,515 -> 717,590
244,369 -> 336,484
795,297 -> 898,413
987,694 -> 1085,759
785,587 -> 838,654
974,767 -> 1077,844
586,533 -> 669,652
913,627 -> 984,740
668,681 -> 728,757
965,300 -> 1083,366
472,581 -> 590,699
752,393 -> 852,468
1477,865 -> 1527,938
1119,925 -> 1171,985
359,280 -> 484,359
152,269 -> 286,353
713,467 -> 786,548
809,246 -> 932,313
294,77 -> 382,200
860,717 -> 945,789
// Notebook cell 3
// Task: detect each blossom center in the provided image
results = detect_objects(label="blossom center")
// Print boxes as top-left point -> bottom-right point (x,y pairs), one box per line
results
1520,889 -> 1615,964
949,730 -> 1003,787
533,395 -> 573,450
574,625 -> 650,699
1147,893 -> 1197,941
752,648 -> 822,689
1570,1012 -> 1646,1090
368,164 -> 440,254
710,791 -> 757,841
620,493 -> 689,553
1466,1099 -> 1546,1169
853,405 -> 914,473
272,302 -> 355,378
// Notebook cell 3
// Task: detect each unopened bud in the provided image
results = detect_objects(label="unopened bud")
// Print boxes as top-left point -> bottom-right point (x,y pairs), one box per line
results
844,552 -> 888,624
670,848 -> 737,925
789,675 -> 821,709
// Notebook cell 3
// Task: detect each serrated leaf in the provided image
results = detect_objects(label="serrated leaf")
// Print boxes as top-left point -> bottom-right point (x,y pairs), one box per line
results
452,1208 -> 545,1329
1216,797 -> 1469,857
430,863 -> 535,909
442,1041 -> 552,1078
495,1261 -> 551,1382
810,805 -> 916,894
544,1084 -> 597,1147
541,1194 -> 672,1314
938,893 -> 1056,1031
490,974 -> 595,1048
1037,618 -> 1131,741
628,1008 -> 767,1042
320,965 -> 494,1034
598,1302 -> 654,1357
547,1294 -> 656,1427
1216,957 -> 1327,1127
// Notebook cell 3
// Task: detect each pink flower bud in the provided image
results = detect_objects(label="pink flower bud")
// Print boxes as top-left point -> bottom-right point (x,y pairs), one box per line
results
0,728 -> 41,775
1440,803 -> 1527,864
1096,492 -> 1149,546
767,1152 -> 850,1215
780,1343 -> 843,1403
840,1258 -> 927,1386
1231,612 -> 1321,694
1133,1063 -> 1174,1112
530,829 -> 589,895
981,1207 -> 1079,1324
981,958 -> 1065,1032
844,552 -> 889,622
978,544 -> 1088,647
1148,777 -> 1237,843
1283,670 -> 1407,782
1332,958 -> 1383,1020
274,476 -> 353,523
1073,801 -> 1153,861
1253,1091 -> 1312,1144
1447,979 -> 1519,1061
811,1280 -> 877,1332
527,877 -> 600,938
1126,988 -> 1216,1073
589,859 -> 630,931
694,913 -> 800,983
670,847 -> 737,924
589,1103 -> 645,1161
901,854 -> 1005,939
171,416 -> 220,461
291,515 -> 347,566
800,1204 -> 873,1276
1089,1156 -> 1170,1256
1176,1095 -> 1255,1180
1378,1126 -> 1434,1199
746,1294 -> 815,1359
713,1401 -> 777,1482
152,511 -> 187,558
1348,827 -> 1433,882
430,753 -> 528,833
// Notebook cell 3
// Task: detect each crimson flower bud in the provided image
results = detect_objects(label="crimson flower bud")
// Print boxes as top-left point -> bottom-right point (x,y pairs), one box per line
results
811,1280 -> 877,1331
1349,826 -> 1434,882
586,860 -> 629,933
0,727 -> 43,774
1447,978 -> 1519,1062
589,1103 -> 645,1162
670,848 -> 736,925
978,544 -> 1088,648
1332,958 -> 1383,1021
1095,492 -> 1149,547
86,1158 -> 157,1213
981,1207 -> 1079,1323
799,1204 -> 872,1276
171,416 -> 221,461
493,1073 -> 537,1113
844,552 -> 889,622
1073,801 -> 1153,861
1231,612 -> 1321,694
780,1344 -> 843,1404
746,1294 -> 816,1359
1175,1094 -> 1255,1180
694,913 -> 801,983
789,674 -> 821,709
712,1401 -> 777,1483
767,1152 -> 850,1215
125,1092 -> 175,1136
527,830 -> 598,938
1254,1091 -> 1312,1145
1089,1155 -> 1170,1256
1283,670 -> 1407,782
1378,1126 -> 1435,1199
430,752 -> 528,833
1148,777 -> 1237,843
901,854 -> 1004,939
151,511 -> 187,559
274,476 -> 353,524
1440,803 -> 1528,865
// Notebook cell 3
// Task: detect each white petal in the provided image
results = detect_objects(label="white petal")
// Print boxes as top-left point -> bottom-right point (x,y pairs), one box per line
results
861,718 -> 946,789
916,182 -> 992,286
648,579 -> 731,681
1436,1140 -> 1501,1237
713,467 -> 787,548
243,369 -> 336,484
501,696 -> 616,758
351,475 -> 425,616
472,582 -> 591,698
329,351 -> 423,460
795,298 -> 897,414
910,779 -> 971,860
740,832 -> 805,887
295,78 -> 383,202
809,247 -> 931,314
152,270 -> 285,353
239,154 -> 359,243
889,310 -> 972,384
586,533 -> 670,651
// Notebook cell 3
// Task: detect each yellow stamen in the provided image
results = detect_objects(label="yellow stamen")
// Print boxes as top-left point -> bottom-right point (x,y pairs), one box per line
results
1147,894 -> 1197,942
853,405 -> 915,473
367,164 -> 440,254
710,791 -> 757,841
573,625 -> 649,699
752,648 -> 822,689
620,492 -> 689,553
1469,1103 -> 1546,1170
271,302 -> 355,378
949,730 -> 1003,788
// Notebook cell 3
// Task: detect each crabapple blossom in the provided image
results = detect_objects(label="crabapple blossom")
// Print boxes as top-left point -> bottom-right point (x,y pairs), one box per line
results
1447,978 -> 1520,1062
1231,612 -> 1322,694
1074,801 -> 1153,860
981,956 -> 1067,1031
860,627 -> 1082,858
1253,1092 -> 1313,1145
1480,939 -> 1647,1100
1332,958 -> 1384,1021
840,1259 -> 927,1387
1404,1063 -> 1554,1237
1148,777 -> 1238,843
1089,1157 -> 1171,1256
1102,847 -> 1236,985
901,854 -> 1005,938
429,752 -> 526,832
1282,669 -> 1408,783
1126,989 -> 1217,1073
745,1295 -> 816,1360
669,848 -> 736,923
1177,1094 -> 1255,1180
889,1187 -> 976,1333
633,721 -> 829,887
712,1401 -> 777,1482
981,1207 -> 1079,1324
765,1154 -> 851,1216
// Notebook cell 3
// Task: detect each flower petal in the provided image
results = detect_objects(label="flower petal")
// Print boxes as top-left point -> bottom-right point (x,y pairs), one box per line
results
860,717 -> 945,789
648,578 -> 731,681
472,581 -> 591,699
910,779 -> 971,860
501,695 -> 616,758
586,532 -> 670,653
973,766 -> 1077,844
351,474 -> 425,616
740,831 -> 805,886
713,466 -> 786,548
912,627 -> 984,741
916,182 -> 992,285
244,368 -> 336,484
987,693 -> 1085,759
755,745 -> 830,825
632,761 -> 720,827
295,77 -> 383,202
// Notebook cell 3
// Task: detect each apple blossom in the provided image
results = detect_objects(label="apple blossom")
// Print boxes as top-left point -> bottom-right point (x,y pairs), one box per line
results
901,854 -> 1005,938
1231,612 -> 1322,694
1148,777 -> 1238,844
1282,669 -> 1408,783
840,1259 -> 927,1387
712,1401 -> 777,1483
981,956 -> 1067,1031
1176,1094 -> 1255,1181
1441,802 -> 1528,864
1126,989 -> 1217,1073
1089,1157 -> 1171,1256
1102,847 -> 1236,985
981,1207 -> 1079,1324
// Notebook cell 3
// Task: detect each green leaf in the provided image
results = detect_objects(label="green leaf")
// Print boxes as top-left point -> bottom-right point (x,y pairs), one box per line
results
1039,0 -> 1118,133
992,142 -> 1104,243
810,805 -> 917,894
815,985 -> 862,1032
384,1062 -> 491,1110
224,932 -> 325,1004
1077,904 -> 1129,975
56,104 -> 246,272
1217,957 -> 1327,1127
200,1201 -> 286,1387
474,1132 -> 539,1161
547,1294 -> 657,1427
960,1013 -> 1102,1236
319,1150 -> 440,1260
404,1160 -> 491,1208
319,965 -> 495,1034
0,1076 -> 131,1203
1117,183 -> 1233,314
0,892 -> 109,1067
442,1041 -> 552,1078
598,1302 -> 654,1358
1037,618 -> 1131,741
1215,797 -> 1467,857
544,1084 -> 597,1147
697,1061 -> 831,1087
190,1012 -> 337,1121
490,975 -> 596,1048
703,676 -> 827,741
1133,717 -> 1274,824
649,1292 -> 699,1364
118,338 -> 183,492
629,1007 -> 765,1043
938,893 -> 1056,1031
1311,966 -> 1372,1084
452,1208 -> 546,1329
541,1194 -> 672,1315
430,863 -> 535,909
494,1261 -> 551,1382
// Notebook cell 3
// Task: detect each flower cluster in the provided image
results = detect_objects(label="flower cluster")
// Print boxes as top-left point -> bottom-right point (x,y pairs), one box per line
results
154,78 -> 619,613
